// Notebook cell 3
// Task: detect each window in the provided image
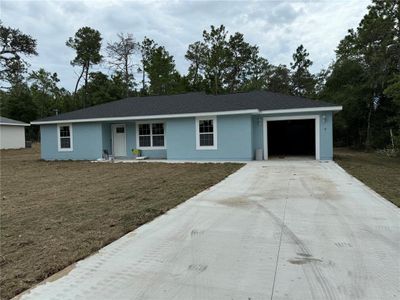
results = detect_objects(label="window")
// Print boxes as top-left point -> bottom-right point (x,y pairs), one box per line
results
196,117 -> 217,150
58,124 -> 73,151
116,126 -> 125,133
137,122 -> 165,149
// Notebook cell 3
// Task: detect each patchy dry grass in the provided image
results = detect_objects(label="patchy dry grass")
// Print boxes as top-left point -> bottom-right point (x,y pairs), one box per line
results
334,148 -> 400,207
0,145 -> 242,299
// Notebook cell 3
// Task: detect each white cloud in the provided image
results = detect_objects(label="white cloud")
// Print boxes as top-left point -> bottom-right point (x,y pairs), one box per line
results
1,0 -> 370,91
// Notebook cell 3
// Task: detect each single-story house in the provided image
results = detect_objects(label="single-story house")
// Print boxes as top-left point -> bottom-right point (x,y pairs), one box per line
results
31,91 -> 342,161
0,116 -> 30,149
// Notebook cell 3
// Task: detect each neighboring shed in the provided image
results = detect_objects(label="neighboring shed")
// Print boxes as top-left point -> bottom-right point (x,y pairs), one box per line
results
0,116 -> 30,149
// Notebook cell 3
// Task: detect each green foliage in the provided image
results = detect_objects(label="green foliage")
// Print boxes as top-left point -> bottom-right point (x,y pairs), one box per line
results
28,68 -> 64,118
320,59 -> 371,146
290,45 -> 316,97
0,22 -> 37,86
138,37 -> 157,95
186,26 -> 319,96
322,0 -> 400,149
225,32 -> 257,92
76,71 -> 126,106
384,75 -> 400,107
1,83 -> 37,123
240,55 -> 272,92
185,41 -> 207,91
66,27 -> 102,69
267,65 -> 291,94
66,26 -> 102,107
132,148 -> 141,156
144,46 -> 183,95
186,25 -> 258,94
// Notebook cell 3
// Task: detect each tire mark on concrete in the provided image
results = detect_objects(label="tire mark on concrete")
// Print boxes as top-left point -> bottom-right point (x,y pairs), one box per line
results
300,176 -> 368,299
269,175 -> 290,300
256,202 -> 339,300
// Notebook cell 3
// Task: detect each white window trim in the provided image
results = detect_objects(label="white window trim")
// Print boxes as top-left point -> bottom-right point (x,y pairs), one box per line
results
136,121 -> 166,150
57,123 -> 73,152
263,115 -> 320,160
196,116 -> 217,150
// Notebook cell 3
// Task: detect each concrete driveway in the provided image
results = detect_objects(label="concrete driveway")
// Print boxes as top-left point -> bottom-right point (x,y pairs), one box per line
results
18,161 -> 399,300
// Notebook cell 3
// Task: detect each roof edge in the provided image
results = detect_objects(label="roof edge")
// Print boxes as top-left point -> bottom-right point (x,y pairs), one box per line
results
31,106 -> 342,125
31,109 -> 260,125
0,122 -> 30,126
260,106 -> 343,115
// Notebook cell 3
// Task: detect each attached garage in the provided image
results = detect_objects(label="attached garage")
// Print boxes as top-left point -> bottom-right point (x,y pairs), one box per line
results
263,115 -> 321,160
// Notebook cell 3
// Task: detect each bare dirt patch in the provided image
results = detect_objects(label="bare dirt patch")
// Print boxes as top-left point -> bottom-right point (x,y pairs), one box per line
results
0,145 -> 242,299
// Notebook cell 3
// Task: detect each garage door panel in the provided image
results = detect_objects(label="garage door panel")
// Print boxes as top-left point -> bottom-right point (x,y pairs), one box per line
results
267,119 -> 315,157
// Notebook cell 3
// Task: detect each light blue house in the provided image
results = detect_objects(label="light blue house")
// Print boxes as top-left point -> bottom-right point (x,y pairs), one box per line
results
31,91 -> 342,161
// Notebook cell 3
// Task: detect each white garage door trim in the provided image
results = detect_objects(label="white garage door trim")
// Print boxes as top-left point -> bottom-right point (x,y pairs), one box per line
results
263,115 -> 320,160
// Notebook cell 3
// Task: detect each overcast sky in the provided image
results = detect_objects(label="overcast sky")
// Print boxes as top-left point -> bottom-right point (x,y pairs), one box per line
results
2,0 -> 370,91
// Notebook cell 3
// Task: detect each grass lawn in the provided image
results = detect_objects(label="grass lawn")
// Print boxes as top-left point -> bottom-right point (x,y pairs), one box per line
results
0,145 -> 242,300
334,148 -> 400,207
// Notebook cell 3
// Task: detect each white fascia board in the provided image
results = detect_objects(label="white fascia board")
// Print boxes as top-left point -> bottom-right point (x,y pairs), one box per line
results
30,109 -> 260,125
260,106 -> 342,114
0,123 -> 30,126
31,106 -> 343,125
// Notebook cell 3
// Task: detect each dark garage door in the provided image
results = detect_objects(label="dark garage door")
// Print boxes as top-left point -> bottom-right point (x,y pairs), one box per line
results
267,119 -> 315,158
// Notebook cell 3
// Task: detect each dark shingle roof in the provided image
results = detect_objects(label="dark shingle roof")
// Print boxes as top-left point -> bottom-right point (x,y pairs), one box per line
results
33,91 -> 340,123
0,116 -> 29,126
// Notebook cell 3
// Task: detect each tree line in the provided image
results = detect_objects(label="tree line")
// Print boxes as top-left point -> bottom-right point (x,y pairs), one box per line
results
0,0 -> 399,150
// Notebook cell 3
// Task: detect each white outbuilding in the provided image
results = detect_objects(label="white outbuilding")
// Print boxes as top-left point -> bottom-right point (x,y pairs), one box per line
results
0,116 -> 29,149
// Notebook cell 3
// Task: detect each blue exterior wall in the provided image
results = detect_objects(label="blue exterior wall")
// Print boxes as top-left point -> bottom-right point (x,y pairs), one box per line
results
40,111 -> 334,161
319,111 -> 333,160
252,116 -> 263,159
102,123 -> 111,154
166,115 -> 253,160
40,123 -> 103,160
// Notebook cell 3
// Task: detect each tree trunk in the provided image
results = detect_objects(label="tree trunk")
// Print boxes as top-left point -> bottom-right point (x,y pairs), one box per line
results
142,62 -> 146,95
230,66 -> 238,93
74,66 -> 85,95
194,64 -> 199,89
83,63 -> 89,108
124,54 -> 129,98
365,100 -> 373,150
214,73 -> 218,95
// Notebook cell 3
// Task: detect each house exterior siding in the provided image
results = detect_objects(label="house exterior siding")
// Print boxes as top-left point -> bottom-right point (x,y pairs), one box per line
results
40,123 -> 103,160
39,111 -> 334,161
166,115 -> 253,160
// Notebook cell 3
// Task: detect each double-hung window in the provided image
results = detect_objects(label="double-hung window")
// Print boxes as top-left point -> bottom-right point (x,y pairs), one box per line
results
196,116 -> 217,150
58,124 -> 73,151
137,122 -> 165,149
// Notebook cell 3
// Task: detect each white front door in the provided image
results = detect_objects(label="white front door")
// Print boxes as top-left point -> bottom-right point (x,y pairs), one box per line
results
112,124 -> 126,157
